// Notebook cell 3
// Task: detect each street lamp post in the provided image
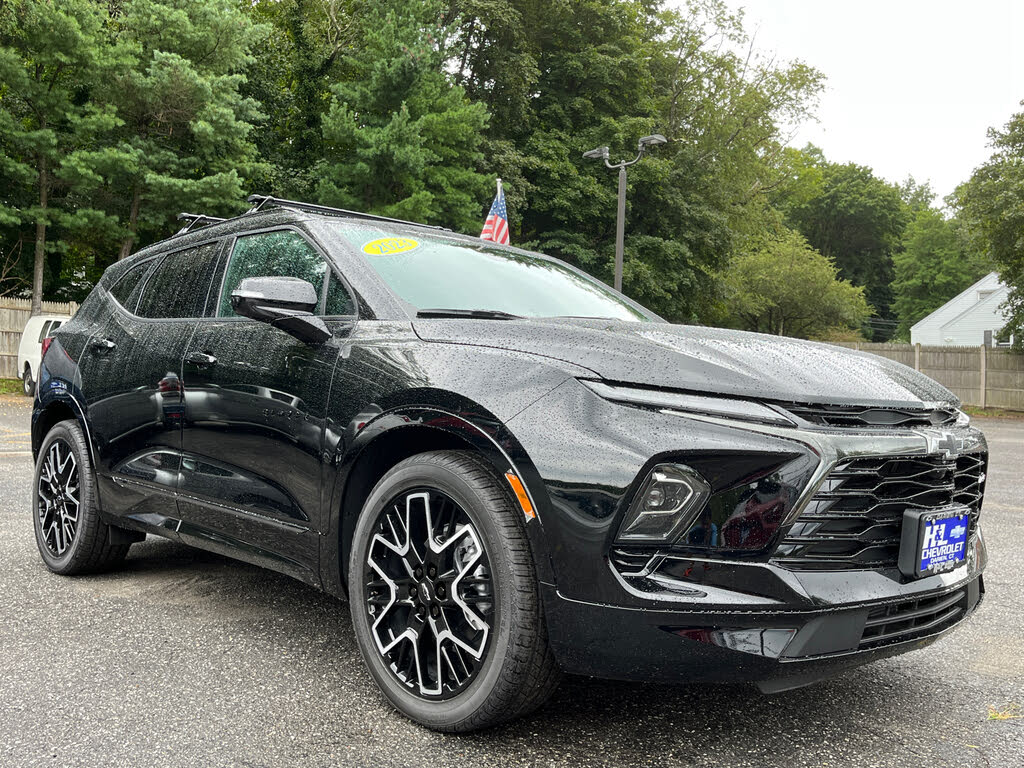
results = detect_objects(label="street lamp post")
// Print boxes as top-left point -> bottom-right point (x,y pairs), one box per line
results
584,134 -> 667,293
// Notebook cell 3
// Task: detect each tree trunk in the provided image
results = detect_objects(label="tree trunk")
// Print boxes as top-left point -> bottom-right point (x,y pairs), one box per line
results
31,154 -> 48,317
118,184 -> 142,260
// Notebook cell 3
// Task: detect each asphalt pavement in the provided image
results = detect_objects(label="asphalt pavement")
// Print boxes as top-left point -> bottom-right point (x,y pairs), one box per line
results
0,392 -> 1021,767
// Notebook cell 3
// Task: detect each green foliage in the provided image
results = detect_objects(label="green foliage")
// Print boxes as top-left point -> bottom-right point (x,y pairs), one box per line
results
892,208 -> 988,339
721,229 -> 872,338
442,0 -> 822,322
955,106 -> 1024,347
0,0 -> 118,308
10,0 -> 976,348
780,150 -> 908,336
317,0 -> 490,231
97,0 -> 266,259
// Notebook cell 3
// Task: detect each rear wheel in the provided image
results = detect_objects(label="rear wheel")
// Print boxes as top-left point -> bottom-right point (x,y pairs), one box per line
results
22,366 -> 34,397
348,450 -> 559,731
33,421 -> 131,574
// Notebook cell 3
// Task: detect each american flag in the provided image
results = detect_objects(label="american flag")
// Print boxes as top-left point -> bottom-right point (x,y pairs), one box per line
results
480,179 -> 509,245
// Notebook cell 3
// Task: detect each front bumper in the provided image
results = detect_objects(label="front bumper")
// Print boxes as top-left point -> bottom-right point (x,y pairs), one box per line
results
506,379 -> 990,688
544,557 -> 985,689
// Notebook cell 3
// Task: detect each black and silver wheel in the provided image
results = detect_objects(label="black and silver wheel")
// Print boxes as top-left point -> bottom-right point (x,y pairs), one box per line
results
33,420 -> 131,574
349,451 -> 559,731
22,365 -> 35,397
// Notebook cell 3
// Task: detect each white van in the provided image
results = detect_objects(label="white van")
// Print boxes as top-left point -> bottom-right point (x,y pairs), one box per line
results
17,315 -> 68,396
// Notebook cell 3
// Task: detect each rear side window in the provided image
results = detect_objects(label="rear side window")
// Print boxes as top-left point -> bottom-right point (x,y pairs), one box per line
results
218,230 -> 335,317
109,259 -> 154,312
137,243 -> 222,319
36,321 -> 53,343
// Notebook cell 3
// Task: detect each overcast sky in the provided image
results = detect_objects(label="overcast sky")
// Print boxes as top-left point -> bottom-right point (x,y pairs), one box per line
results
728,0 -> 1024,202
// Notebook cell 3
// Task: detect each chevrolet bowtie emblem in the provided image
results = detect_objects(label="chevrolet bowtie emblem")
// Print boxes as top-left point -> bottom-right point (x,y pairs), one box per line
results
917,429 -> 963,458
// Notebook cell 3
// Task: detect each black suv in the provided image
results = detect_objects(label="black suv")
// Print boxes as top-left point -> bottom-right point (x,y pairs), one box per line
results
32,196 -> 988,732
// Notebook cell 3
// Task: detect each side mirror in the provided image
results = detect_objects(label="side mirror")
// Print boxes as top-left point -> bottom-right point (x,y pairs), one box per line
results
230,276 -> 332,345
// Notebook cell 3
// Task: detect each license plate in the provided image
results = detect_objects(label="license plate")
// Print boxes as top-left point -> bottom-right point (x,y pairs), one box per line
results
898,508 -> 970,578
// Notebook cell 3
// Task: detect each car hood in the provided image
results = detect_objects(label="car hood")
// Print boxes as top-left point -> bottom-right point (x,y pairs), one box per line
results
412,318 -> 957,408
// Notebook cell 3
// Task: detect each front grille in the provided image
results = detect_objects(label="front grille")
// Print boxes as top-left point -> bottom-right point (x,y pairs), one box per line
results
773,452 -> 986,570
786,403 -> 959,429
859,588 -> 969,648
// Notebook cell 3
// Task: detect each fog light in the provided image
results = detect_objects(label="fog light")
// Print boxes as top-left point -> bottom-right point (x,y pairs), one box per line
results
617,464 -> 711,543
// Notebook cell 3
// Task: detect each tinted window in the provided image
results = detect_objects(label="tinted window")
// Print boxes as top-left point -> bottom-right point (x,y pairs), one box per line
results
325,273 -> 354,316
36,321 -> 52,343
334,225 -> 652,321
218,230 -> 330,317
109,259 -> 153,311
136,243 -> 222,319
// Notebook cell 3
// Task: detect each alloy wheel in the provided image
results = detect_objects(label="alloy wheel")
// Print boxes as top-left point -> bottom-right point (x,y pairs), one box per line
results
363,488 -> 494,699
37,438 -> 80,557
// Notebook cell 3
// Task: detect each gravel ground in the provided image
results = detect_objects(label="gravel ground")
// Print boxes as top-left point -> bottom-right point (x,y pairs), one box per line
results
0,392 -> 1021,767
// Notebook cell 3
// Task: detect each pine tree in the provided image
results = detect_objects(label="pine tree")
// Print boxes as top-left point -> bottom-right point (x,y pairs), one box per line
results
98,0 -> 266,259
317,0 -> 490,232
0,0 -> 118,312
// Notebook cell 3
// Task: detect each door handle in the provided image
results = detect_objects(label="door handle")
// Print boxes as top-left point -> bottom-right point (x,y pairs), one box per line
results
186,351 -> 217,367
90,337 -> 116,352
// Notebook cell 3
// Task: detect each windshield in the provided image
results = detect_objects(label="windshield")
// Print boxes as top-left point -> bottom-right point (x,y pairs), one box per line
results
332,224 -> 653,321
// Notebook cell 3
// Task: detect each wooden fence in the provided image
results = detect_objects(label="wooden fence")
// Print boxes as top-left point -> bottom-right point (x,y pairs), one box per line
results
0,297 -> 79,380
833,342 -> 1024,411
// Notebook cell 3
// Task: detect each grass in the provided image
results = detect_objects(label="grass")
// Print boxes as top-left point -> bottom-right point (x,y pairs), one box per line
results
987,702 -> 1022,721
0,378 -> 24,396
963,405 -> 1024,420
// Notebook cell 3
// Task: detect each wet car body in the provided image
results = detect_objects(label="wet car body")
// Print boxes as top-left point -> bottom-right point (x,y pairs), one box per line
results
34,205 -> 987,695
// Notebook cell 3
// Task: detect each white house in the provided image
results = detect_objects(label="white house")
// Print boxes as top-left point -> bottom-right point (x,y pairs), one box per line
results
910,272 -> 1010,346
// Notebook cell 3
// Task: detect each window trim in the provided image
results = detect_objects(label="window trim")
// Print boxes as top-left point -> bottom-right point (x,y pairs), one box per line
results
210,224 -> 358,322
133,239 -> 229,322
107,254 -> 161,315
111,238 -> 228,322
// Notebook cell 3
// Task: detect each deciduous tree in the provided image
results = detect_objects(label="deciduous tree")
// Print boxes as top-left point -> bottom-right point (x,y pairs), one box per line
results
722,228 -> 872,338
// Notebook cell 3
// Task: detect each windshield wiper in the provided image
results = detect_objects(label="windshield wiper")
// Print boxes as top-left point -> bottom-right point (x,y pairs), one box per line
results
416,308 -> 523,320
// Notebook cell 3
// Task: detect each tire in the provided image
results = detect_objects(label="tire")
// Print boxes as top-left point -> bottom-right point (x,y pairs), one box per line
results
22,366 -> 35,397
32,420 -> 131,575
348,450 -> 560,732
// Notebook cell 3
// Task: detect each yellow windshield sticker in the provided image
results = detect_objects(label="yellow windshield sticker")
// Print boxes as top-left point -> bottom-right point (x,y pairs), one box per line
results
362,237 -> 419,256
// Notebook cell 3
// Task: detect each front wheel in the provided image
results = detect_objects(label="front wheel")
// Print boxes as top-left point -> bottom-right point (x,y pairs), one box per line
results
348,451 -> 560,732
33,420 -> 131,574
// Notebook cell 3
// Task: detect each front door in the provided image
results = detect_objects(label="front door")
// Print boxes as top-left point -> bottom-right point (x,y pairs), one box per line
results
177,227 -> 355,582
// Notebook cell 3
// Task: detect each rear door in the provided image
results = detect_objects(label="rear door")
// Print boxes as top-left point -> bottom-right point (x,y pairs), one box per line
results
81,241 -> 226,528
176,226 -> 354,581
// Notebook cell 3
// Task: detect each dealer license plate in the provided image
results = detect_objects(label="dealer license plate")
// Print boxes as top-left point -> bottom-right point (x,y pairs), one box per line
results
898,508 -> 970,578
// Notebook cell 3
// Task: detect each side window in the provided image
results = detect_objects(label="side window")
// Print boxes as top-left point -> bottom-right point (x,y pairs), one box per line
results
136,243 -> 222,319
108,259 -> 153,311
36,321 -> 53,343
218,230 -> 330,317
325,273 -> 355,316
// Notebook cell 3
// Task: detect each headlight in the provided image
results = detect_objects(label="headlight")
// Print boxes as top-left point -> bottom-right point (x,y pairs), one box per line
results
617,463 -> 711,543
580,380 -> 795,427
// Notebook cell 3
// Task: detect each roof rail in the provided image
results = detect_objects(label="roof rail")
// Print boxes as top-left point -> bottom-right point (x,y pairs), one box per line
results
175,212 -> 226,236
245,194 -> 450,231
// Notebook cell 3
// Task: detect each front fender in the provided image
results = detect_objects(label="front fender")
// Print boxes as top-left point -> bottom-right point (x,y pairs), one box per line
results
320,394 -> 560,599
